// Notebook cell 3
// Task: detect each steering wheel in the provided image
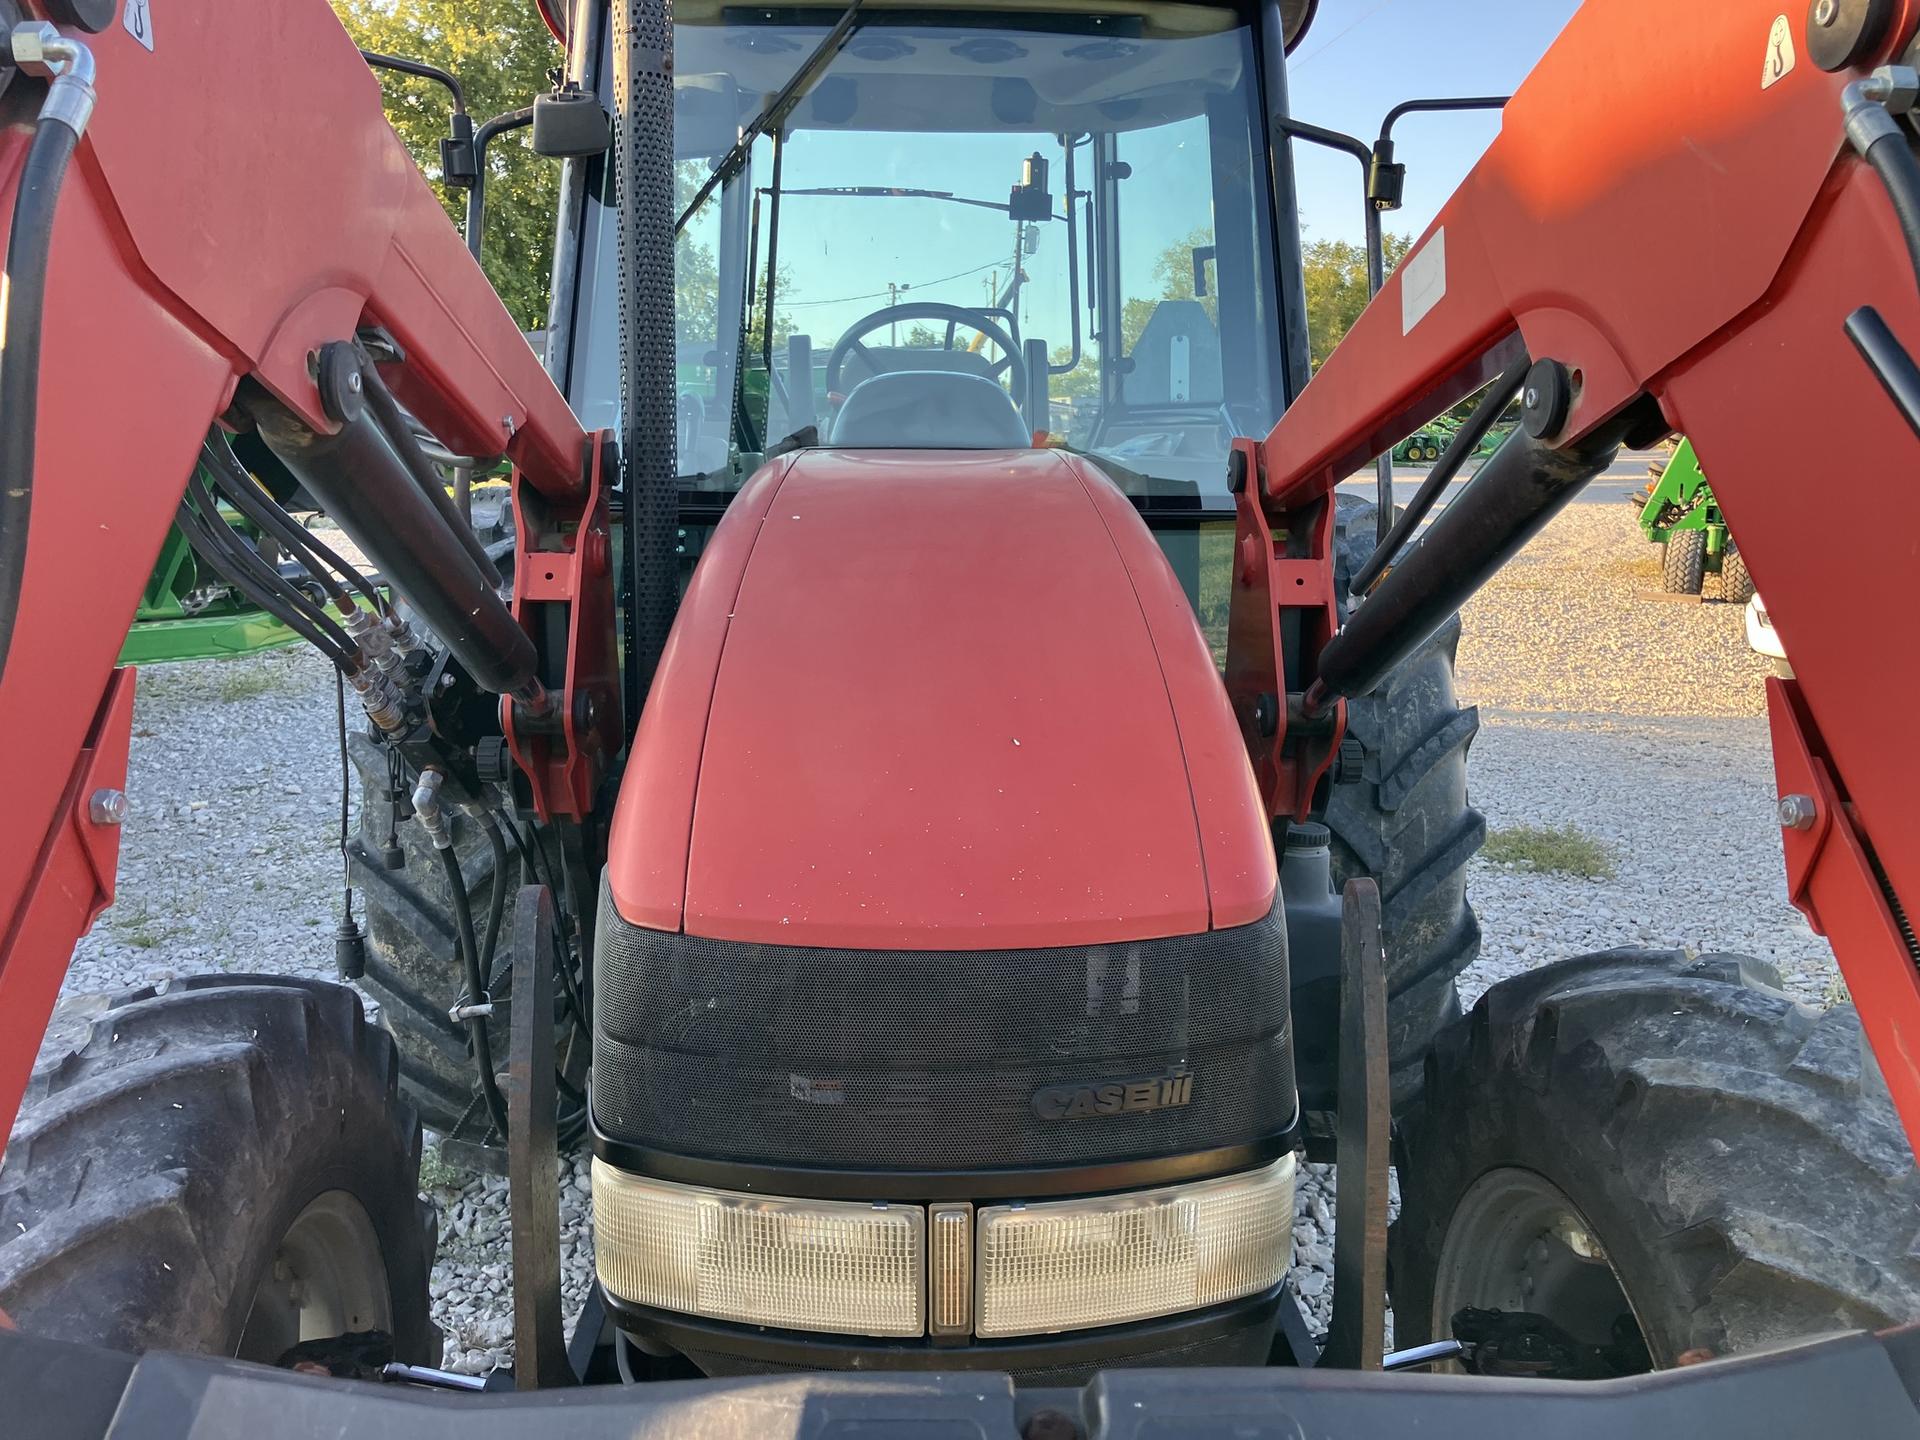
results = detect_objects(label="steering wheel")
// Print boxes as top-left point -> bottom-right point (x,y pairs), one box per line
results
824,301 -> 1029,400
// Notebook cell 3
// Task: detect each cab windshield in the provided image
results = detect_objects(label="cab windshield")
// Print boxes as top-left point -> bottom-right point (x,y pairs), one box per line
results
571,3 -> 1285,513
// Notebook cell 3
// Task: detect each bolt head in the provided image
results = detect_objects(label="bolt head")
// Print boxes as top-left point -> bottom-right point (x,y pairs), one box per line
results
88,788 -> 128,825
1777,793 -> 1817,830
1815,0 -> 1838,25
346,371 -> 363,393
1524,386 -> 1540,409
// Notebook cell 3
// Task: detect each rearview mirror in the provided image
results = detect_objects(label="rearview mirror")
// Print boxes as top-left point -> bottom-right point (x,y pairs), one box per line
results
533,83 -> 612,159
1008,152 -> 1052,223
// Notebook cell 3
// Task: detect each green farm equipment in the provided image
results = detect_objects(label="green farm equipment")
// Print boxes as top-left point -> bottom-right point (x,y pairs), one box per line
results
117,521 -> 310,666
1637,437 -> 1754,601
1393,413 -> 1514,465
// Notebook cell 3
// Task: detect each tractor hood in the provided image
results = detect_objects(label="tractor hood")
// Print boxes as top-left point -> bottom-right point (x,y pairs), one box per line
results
605,448 -> 1273,949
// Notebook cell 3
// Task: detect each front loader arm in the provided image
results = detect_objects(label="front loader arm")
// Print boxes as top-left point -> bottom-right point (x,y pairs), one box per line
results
1230,0 -> 1920,1142
0,1 -> 593,1145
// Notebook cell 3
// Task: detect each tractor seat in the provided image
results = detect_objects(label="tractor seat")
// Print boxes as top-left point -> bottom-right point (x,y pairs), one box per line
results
830,371 -> 1032,450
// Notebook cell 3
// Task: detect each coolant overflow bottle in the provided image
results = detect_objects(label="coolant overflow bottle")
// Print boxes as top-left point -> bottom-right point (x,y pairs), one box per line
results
1279,820 -> 1344,1112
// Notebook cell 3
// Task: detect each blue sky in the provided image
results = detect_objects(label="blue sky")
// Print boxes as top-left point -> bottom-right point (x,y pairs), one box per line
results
717,2 -> 1585,365
1286,0 -> 1582,248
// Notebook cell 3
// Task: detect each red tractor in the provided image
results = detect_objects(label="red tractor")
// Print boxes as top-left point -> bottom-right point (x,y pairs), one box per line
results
1,0 -> 1919,1430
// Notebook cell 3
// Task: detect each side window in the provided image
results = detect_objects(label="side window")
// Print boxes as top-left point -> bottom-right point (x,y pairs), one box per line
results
676,167 -> 730,480
1114,115 -> 1220,410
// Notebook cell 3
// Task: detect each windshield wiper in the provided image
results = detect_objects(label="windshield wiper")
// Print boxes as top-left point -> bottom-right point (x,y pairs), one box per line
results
674,0 -> 866,235
778,185 -> 1073,222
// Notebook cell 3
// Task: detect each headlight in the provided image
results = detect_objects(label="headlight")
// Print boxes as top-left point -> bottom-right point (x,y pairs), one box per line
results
591,1158 -> 926,1336
591,1153 -> 1293,1340
975,1155 -> 1294,1338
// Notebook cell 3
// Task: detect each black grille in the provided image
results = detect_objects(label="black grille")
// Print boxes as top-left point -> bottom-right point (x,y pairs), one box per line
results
592,877 -> 1294,1170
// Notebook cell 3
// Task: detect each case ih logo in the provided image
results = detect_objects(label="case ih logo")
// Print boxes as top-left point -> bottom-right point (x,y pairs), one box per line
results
1032,1069 -> 1193,1120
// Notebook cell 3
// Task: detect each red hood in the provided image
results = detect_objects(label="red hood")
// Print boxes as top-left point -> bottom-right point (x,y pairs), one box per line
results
606,448 -> 1273,949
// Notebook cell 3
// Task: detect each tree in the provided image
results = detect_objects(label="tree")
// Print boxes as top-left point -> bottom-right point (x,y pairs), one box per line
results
1301,232 -> 1412,370
332,0 -> 561,330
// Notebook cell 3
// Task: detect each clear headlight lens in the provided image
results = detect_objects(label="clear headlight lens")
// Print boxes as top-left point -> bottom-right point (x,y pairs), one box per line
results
591,1154 -> 1292,1340
974,1154 -> 1294,1338
591,1157 -> 925,1336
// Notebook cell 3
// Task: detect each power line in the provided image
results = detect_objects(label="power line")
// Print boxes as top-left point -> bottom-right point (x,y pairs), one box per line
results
782,256 -> 1005,310
1289,0 -> 1403,71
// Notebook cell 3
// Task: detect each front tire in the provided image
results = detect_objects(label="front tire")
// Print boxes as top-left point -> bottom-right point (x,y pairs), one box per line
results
0,976 -> 437,1364
1393,951 -> 1920,1369
1331,496 -> 1487,1106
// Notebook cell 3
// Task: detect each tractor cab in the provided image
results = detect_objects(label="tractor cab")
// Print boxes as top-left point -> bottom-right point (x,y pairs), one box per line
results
560,0 -> 1302,647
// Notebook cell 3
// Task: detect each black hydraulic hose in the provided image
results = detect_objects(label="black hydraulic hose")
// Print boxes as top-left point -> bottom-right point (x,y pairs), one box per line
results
1351,351 -> 1531,595
1847,306 -> 1920,440
478,811 -> 511,988
440,844 -> 511,1139
1863,127 -> 1920,293
0,116 -> 82,688
1310,409 -> 1643,707
205,445 -> 351,610
497,811 -> 587,1028
183,471 -> 362,659
1840,79 -> 1920,438
203,436 -> 387,615
173,498 -> 359,670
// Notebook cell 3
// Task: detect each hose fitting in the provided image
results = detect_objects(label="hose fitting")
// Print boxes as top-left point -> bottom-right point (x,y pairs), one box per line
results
1843,65 -> 1920,156
348,664 -> 408,734
343,607 -> 416,689
412,768 -> 454,850
10,24 -> 96,137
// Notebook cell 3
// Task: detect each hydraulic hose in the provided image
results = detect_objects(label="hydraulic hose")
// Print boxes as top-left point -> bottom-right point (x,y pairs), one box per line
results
1352,351 -> 1532,596
1865,128 -> 1920,290
183,471 -> 361,660
1839,68 -> 1920,437
203,436 -> 387,615
439,842 -> 511,1139
478,811 -> 511,989
173,494 -> 360,671
0,27 -> 96,689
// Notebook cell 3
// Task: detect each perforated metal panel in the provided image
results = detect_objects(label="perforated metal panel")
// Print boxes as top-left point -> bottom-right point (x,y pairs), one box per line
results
593,877 -> 1295,1171
613,0 -> 681,699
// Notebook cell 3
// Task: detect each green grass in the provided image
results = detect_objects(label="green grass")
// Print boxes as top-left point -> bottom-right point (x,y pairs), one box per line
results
216,666 -> 283,703
417,1142 -> 469,1193
1483,822 -> 1616,880
111,900 -> 178,951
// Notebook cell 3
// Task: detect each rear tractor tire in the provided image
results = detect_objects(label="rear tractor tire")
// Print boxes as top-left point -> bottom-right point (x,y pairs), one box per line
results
1331,495 -> 1487,1107
1393,951 -> 1920,1371
1661,530 -> 1707,594
0,976 -> 438,1365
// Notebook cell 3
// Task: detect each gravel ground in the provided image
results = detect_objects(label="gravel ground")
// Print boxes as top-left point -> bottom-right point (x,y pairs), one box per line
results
20,495 -> 1834,1369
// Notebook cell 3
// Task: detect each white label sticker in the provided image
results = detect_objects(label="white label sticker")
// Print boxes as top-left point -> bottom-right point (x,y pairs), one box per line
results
124,0 -> 155,51
1762,13 -> 1794,89
1401,227 -> 1447,335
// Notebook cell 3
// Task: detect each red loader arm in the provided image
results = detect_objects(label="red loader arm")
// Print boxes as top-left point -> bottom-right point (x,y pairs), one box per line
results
1233,0 -> 1920,1145
0,1 -> 595,1146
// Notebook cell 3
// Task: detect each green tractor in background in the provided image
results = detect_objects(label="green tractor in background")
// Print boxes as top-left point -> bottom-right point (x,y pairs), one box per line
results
1392,412 -> 1515,465
1638,437 -> 1755,601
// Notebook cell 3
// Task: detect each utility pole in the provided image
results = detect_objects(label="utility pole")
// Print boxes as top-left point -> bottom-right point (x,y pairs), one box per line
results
888,281 -> 909,344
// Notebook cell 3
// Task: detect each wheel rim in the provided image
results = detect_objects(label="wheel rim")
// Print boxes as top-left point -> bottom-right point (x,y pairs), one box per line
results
235,1190 -> 393,1363
1431,1167 -> 1650,1372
